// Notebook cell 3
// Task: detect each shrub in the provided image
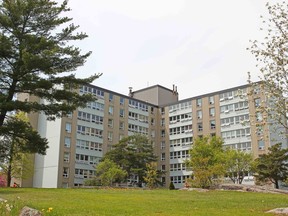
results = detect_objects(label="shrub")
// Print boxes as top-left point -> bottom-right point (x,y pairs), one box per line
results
169,182 -> 175,190
84,178 -> 101,186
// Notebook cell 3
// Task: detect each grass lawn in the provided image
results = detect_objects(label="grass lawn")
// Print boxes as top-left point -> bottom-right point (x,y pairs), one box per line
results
0,187 -> 288,216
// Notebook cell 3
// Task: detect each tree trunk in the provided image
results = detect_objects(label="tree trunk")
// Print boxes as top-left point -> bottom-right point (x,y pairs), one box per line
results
0,113 -> 5,127
238,172 -> 243,184
229,176 -> 236,184
7,163 -> 12,187
6,141 -> 15,187
275,180 -> 279,189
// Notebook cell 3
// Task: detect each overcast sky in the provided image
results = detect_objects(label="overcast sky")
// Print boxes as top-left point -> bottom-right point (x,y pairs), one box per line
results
65,0 -> 280,100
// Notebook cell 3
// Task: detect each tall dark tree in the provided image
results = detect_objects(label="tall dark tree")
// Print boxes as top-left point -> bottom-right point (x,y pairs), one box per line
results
0,0 -> 101,127
0,112 -> 48,186
252,143 -> 288,189
103,134 -> 157,186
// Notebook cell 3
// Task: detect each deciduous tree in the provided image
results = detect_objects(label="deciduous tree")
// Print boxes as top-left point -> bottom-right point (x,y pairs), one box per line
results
95,159 -> 127,187
248,2 -> 288,136
225,149 -> 253,184
186,136 -> 226,189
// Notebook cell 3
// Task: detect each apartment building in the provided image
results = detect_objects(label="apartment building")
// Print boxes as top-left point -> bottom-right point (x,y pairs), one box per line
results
20,83 -> 286,188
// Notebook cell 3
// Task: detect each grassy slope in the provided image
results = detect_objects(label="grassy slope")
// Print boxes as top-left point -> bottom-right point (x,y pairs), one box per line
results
0,188 -> 287,215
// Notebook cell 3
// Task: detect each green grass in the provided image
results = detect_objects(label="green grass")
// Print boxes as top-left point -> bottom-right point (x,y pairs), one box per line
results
0,188 -> 288,215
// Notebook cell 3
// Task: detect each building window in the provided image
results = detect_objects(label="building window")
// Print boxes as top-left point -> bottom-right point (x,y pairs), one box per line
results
91,88 -> 104,98
257,127 -> 263,136
120,109 -> 124,117
151,107 -> 154,114
254,86 -> 260,95
256,112 -> 263,122
220,91 -> 233,101
162,177 -> 166,185
151,130 -> 155,138
78,111 -> 91,121
161,153 -> 165,161
254,98 -> 261,107
161,141 -> 165,150
87,102 -> 104,111
75,168 -> 90,179
170,176 -> 182,184
197,110 -> 202,119
234,101 -> 249,111
220,104 -> 234,113
258,140 -> 265,150
108,106 -> 113,115
66,112 -> 73,118
139,115 -> 148,123
77,125 -> 86,135
181,150 -> 190,158
161,118 -> 165,126
65,123 -> 72,133
209,108 -> 215,117
198,123 -> 203,132
151,118 -> 154,126
108,131 -> 113,141
76,139 -> 89,150
91,115 -> 103,124
181,137 -> 193,146
120,97 -> 124,105
128,111 -> 138,120
210,120 -> 216,129
79,154 -> 90,164
64,152 -> 70,163
119,134 -> 124,140
63,167 -> 69,178
90,141 -> 102,152
64,137 -> 71,148
161,107 -> 165,114
109,93 -> 113,102
108,119 -> 113,128
161,130 -> 165,138
209,96 -> 214,105
161,165 -> 166,171
119,121 -> 124,130
196,98 -> 202,107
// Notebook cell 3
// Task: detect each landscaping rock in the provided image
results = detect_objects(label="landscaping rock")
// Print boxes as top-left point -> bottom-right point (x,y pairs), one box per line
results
217,184 -> 288,194
266,208 -> 288,214
187,188 -> 209,192
19,206 -> 42,216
